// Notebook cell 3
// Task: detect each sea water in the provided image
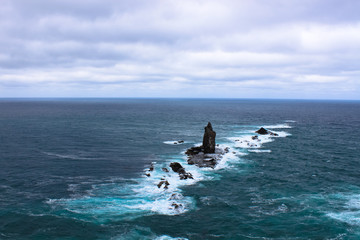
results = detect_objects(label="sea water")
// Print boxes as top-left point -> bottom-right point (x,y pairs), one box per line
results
0,99 -> 360,239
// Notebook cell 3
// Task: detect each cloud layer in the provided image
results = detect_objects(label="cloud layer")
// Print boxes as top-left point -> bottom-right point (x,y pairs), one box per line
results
1,0 -> 359,99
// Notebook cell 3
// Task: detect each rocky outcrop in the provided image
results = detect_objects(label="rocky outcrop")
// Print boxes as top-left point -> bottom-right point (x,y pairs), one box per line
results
185,122 -> 227,169
255,127 -> 278,136
169,162 -> 193,180
157,180 -> 170,189
185,146 -> 203,155
203,122 -> 216,153
170,162 -> 184,172
256,127 -> 268,135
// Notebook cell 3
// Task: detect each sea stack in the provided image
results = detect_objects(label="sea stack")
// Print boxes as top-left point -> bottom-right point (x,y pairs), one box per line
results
203,122 -> 216,153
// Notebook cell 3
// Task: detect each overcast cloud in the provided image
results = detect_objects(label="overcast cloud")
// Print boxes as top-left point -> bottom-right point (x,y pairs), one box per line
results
0,0 -> 359,99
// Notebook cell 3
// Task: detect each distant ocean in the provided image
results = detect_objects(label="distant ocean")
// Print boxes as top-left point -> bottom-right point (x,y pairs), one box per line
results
1,99 -> 360,239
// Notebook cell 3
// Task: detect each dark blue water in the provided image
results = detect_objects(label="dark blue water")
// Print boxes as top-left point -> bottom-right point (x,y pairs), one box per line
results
1,99 -> 359,239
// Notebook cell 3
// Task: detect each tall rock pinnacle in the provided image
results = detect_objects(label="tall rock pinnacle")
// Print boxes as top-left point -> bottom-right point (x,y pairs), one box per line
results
203,122 -> 216,153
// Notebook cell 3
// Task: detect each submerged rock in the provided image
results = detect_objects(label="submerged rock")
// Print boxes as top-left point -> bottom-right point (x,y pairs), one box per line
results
203,122 -> 216,153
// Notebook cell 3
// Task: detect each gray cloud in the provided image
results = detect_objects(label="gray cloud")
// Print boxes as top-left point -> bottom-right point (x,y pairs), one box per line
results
0,0 -> 359,99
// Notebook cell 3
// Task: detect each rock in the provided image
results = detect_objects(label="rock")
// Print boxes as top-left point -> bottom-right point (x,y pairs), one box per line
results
169,193 -> 183,200
252,135 -> 258,140
170,162 -> 184,173
255,127 -> 279,136
171,203 -> 183,209
256,127 -> 269,135
149,163 -> 154,171
185,123 -> 228,169
157,180 -> 170,189
162,167 -> 169,172
169,162 -> 193,180
185,146 -> 203,155
178,140 -> 184,143
145,173 -> 150,177
179,172 -> 193,180
203,122 -> 216,153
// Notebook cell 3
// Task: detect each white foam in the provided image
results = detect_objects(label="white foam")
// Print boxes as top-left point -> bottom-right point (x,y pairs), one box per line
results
327,212 -> 360,225
263,123 -> 292,129
248,149 -> 272,153
213,144 -> 246,170
327,194 -> 360,225
285,120 -> 296,123
228,135 -> 274,149
155,236 -> 189,240
42,151 -> 95,160
163,141 -> 187,145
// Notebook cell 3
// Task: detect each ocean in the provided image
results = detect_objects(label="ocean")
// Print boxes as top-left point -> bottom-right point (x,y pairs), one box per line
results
0,99 -> 359,239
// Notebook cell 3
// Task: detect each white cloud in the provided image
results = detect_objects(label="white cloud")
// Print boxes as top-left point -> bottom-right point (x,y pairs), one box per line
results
0,0 -> 359,99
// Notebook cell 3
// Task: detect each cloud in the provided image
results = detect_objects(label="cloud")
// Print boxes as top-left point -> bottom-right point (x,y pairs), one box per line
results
0,0 -> 359,99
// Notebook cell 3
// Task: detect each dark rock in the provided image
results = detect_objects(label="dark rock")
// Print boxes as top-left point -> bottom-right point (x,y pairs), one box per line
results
169,193 -> 183,200
203,122 -> 216,153
179,172 -> 193,180
170,162 -> 184,173
178,140 -> 184,143
149,163 -> 154,171
255,127 -> 279,136
171,203 -> 183,209
162,167 -> 169,172
252,135 -> 258,140
256,127 -> 269,135
185,123 -> 228,169
185,146 -> 203,156
145,173 -> 150,177
157,180 -> 170,189
169,162 -> 193,180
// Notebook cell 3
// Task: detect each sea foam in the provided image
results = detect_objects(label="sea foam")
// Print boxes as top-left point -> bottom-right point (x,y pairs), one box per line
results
327,194 -> 360,226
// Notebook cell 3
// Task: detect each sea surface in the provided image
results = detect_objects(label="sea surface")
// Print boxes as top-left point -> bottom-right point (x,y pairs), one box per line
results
0,99 -> 360,239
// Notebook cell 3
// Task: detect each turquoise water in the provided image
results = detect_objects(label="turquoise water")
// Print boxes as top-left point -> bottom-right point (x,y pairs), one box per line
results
0,99 -> 360,239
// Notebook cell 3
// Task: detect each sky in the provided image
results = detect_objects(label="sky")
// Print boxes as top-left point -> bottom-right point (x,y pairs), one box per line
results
0,0 -> 360,99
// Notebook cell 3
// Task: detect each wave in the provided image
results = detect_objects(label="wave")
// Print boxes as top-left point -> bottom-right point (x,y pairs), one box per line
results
248,149 -> 272,153
326,193 -> 360,226
263,123 -> 292,129
46,122 -> 292,222
42,151 -> 97,160
163,140 -> 188,145
155,236 -> 189,240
